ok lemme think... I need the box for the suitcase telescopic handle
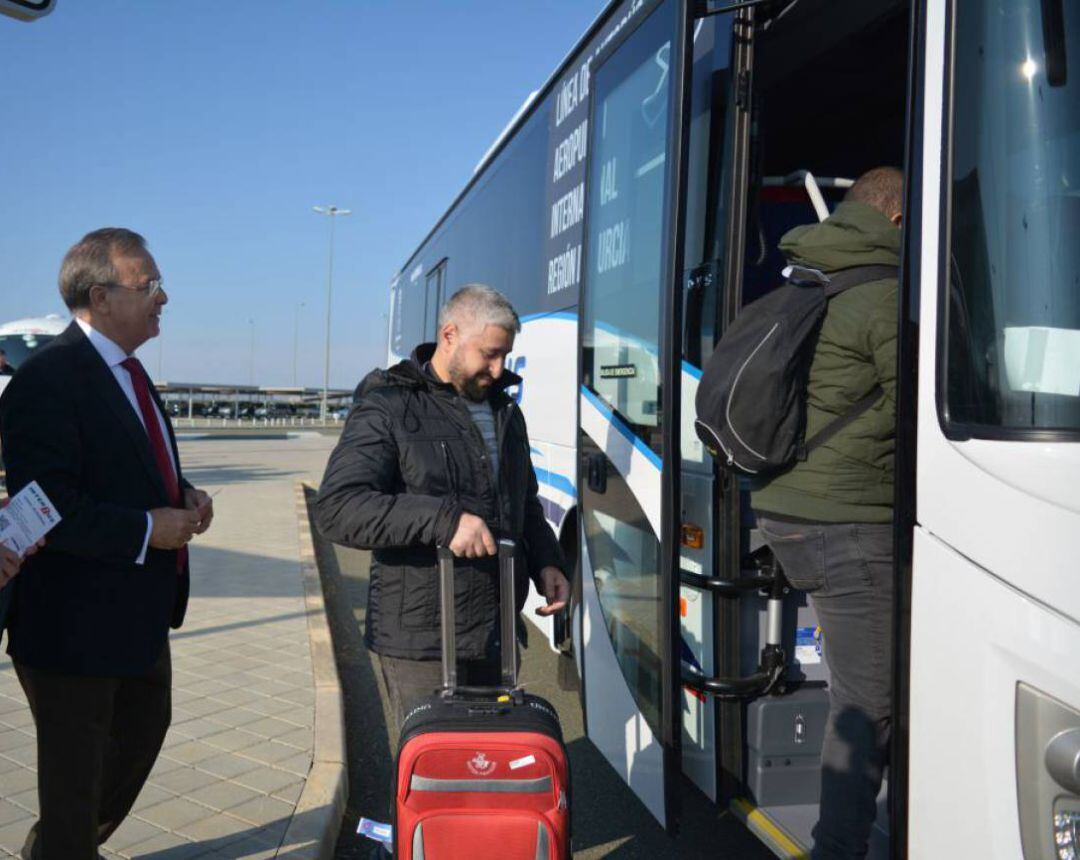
[435,540,519,697]
[497,538,518,689]
[436,546,458,693]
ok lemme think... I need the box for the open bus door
[575,0,763,835]
[575,0,695,832]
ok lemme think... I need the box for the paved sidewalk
[0,431,341,859]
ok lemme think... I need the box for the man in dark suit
[0,228,214,860]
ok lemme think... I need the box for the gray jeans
[757,517,894,860]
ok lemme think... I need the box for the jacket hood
[779,201,901,273]
[353,342,522,401]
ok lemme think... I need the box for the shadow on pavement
[182,463,302,486]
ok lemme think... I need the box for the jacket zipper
[440,441,460,497]
[494,400,514,535]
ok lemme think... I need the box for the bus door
[576,0,694,831]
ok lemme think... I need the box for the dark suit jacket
[0,322,189,676]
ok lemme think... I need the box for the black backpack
[693,264,897,476]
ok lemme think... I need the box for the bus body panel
[907,527,1080,858]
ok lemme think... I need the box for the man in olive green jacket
[752,167,902,860]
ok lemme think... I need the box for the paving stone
[0,731,34,754]
[0,711,34,731]
[214,707,271,729]
[102,815,165,852]
[274,753,312,779]
[174,811,254,844]
[148,755,186,777]
[172,717,234,740]
[269,780,304,806]
[0,755,24,775]
[274,727,311,749]
[0,818,33,857]
[234,766,304,796]
[201,728,264,753]
[178,697,234,720]
[204,688,264,708]
[195,754,262,781]
[225,794,294,828]
[0,801,29,828]
[198,839,279,859]
[123,830,203,858]
[136,796,214,831]
[0,746,36,768]
[184,781,261,813]
[240,717,298,741]
[235,741,302,767]
[149,765,220,795]
[0,766,36,796]
[162,741,221,766]
[7,789,37,815]
[0,696,26,716]
[130,784,174,811]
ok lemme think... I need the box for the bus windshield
[946,0,1080,437]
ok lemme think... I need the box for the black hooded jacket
[315,344,565,660]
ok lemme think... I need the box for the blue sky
[0,1,604,387]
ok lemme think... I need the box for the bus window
[946,0,1080,436]
[424,260,447,341]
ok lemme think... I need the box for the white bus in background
[386,0,1080,855]
[0,315,67,397]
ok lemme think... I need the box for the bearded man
[316,284,569,724]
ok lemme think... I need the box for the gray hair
[58,227,148,310]
[438,284,521,335]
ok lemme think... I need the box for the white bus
[385,1,1080,856]
[0,315,67,398]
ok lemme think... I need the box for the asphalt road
[307,492,773,860]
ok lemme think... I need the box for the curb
[278,482,348,858]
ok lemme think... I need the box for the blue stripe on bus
[520,310,576,324]
[682,360,702,380]
[534,466,577,498]
[580,386,663,470]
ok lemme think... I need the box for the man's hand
[449,513,497,558]
[149,508,200,550]
[1,545,21,587]
[184,487,214,535]
[535,566,570,617]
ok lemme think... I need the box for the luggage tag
[357,817,393,846]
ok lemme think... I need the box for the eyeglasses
[99,278,164,300]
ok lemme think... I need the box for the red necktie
[121,357,186,574]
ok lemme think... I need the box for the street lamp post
[313,204,352,422]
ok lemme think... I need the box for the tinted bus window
[947,0,1080,436]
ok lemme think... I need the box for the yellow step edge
[730,797,811,860]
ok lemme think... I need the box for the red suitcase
[393,540,571,859]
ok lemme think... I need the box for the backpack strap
[803,385,884,456]
[822,265,899,298]
[800,264,897,454]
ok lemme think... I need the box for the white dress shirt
[76,318,176,564]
